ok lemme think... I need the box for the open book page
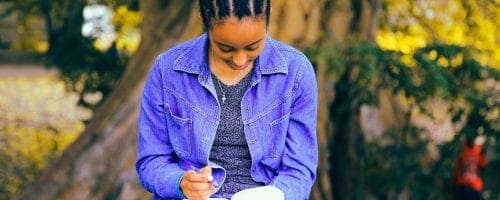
[185,186,284,200]
[231,186,284,200]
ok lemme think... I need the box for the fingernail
[207,175,214,182]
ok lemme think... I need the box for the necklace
[216,79,228,103]
[211,50,245,104]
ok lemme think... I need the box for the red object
[453,144,489,191]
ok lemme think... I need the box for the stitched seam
[164,87,209,117]
[278,47,302,54]
[270,111,291,126]
[268,111,291,158]
[244,71,301,125]
[291,60,306,101]
[243,89,292,125]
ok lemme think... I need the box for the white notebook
[187,186,284,200]
[230,186,284,200]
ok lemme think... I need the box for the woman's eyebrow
[215,37,265,48]
[245,38,264,47]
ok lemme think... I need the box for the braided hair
[199,0,271,30]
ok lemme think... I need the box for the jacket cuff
[271,177,306,200]
[152,170,185,199]
[177,174,187,199]
[207,161,226,194]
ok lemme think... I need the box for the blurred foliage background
[0,75,90,197]
[0,0,498,199]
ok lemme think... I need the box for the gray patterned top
[209,70,264,198]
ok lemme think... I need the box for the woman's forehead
[209,17,267,47]
[210,15,266,26]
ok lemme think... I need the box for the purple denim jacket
[136,33,318,200]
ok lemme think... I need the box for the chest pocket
[268,112,290,158]
[165,105,192,158]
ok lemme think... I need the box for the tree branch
[0,5,16,19]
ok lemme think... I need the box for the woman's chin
[231,64,250,71]
[230,62,252,71]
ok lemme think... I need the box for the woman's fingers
[199,166,212,174]
[185,189,214,200]
[184,170,213,182]
[180,166,215,199]
[185,181,214,191]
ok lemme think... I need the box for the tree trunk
[319,0,382,199]
[19,1,196,199]
[19,0,383,199]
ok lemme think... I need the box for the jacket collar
[173,33,288,76]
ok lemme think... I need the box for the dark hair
[465,133,478,147]
[199,0,271,30]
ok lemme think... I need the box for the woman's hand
[180,166,214,200]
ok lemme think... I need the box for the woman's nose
[232,52,248,67]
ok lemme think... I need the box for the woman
[136,0,318,199]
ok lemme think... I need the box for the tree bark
[318,0,382,199]
[19,1,195,199]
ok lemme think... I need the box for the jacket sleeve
[136,58,185,199]
[271,58,318,200]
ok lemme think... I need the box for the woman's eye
[219,46,233,52]
[246,44,260,51]
[246,47,258,51]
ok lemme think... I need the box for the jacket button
[245,107,250,111]
[251,140,256,144]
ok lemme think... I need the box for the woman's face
[208,16,267,71]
